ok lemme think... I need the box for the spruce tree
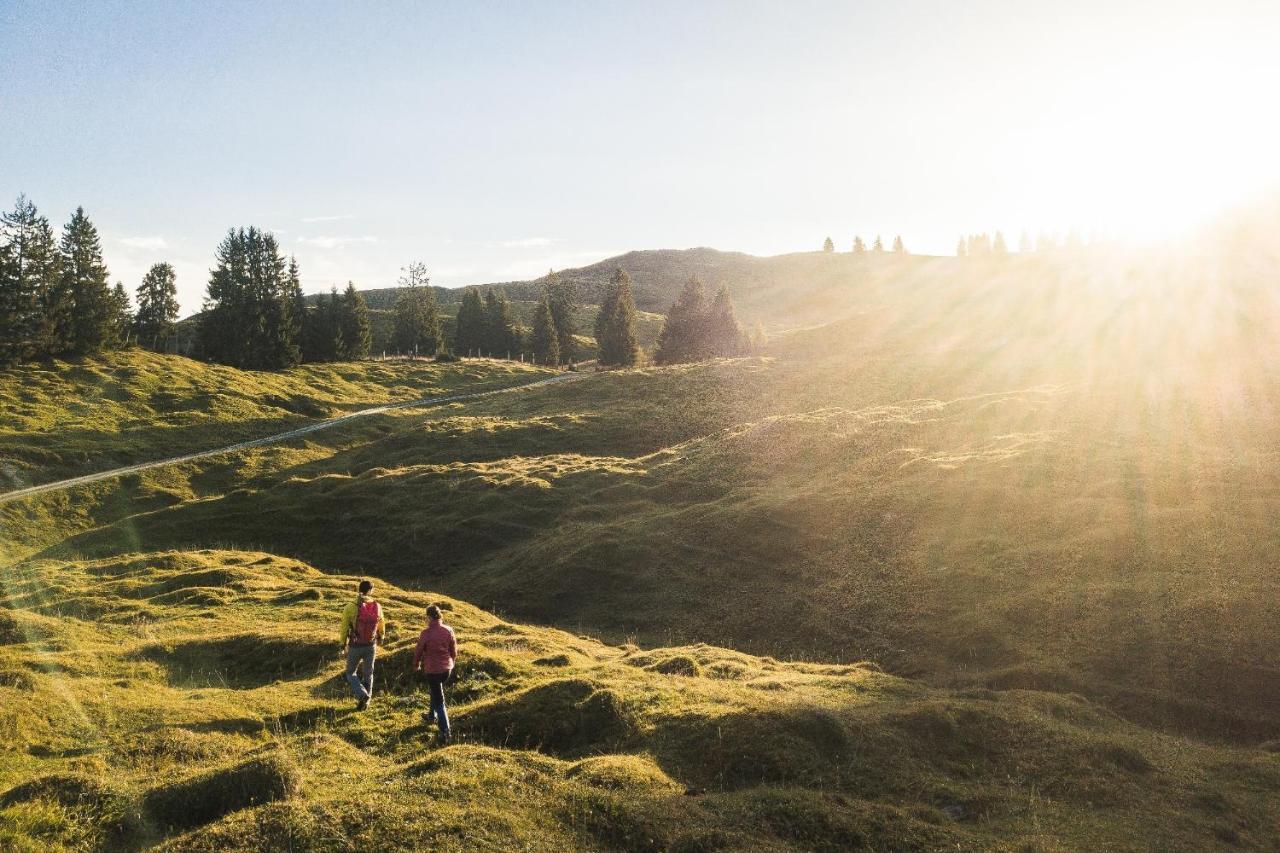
[60,207,114,354]
[392,261,440,356]
[822,236,835,253]
[892,235,906,254]
[546,272,578,364]
[595,267,640,367]
[654,276,710,365]
[340,282,371,358]
[993,231,1008,255]
[483,288,517,357]
[530,288,560,366]
[956,237,967,257]
[285,257,305,360]
[135,262,180,351]
[454,287,487,356]
[873,235,884,253]
[199,227,299,369]
[109,283,132,347]
[706,285,744,357]
[852,236,866,254]
[0,195,61,363]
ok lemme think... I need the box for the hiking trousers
[345,643,376,700]
[424,671,450,734]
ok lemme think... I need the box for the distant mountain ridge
[322,246,942,328]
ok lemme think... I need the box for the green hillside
[1,549,1275,851]
[4,234,1280,848]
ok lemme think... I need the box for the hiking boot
[356,697,369,711]
[434,732,451,747]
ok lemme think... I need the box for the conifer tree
[0,195,61,363]
[61,207,114,354]
[892,235,906,254]
[873,235,884,252]
[530,287,560,366]
[321,287,346,360]
[822,236,834,253]
[852,236,866,254]
[654,276,710,365]
[1018,231,1033,253]
[392,261,440,356]
[340,281,371,358]
[956,237,967,257]
[109,283,132,347]
[706,285,745,356]
[454,287,487,355]
[594,267,640,366]
[483,288,517,356]
[285,257,305,359]
[135,262,180,351]
[199,227,299,369]
[993,231,1008,255]
[546,271,578,364]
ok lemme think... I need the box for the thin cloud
[297,235,379,249]
[499,237,555,249]
[301,214,355,223]
[119,236,168,251]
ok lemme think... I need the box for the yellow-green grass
[0,350,555,490]
[26,350,1280,744]
[2,550,1276,851]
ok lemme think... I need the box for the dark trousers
[424,672,450,734]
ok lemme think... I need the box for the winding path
[0,371,587,506]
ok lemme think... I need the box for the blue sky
[4,0,1279,312]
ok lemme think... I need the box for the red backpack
[350,600,381,645]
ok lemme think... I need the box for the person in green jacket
[340,580,385,711]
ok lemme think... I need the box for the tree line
[0,195,133,364]
[3,196,757,372]
[823,234,907,255]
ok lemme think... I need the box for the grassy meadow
[3,243,1280,849]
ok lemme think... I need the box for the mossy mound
[565,754,682,793]
[461,678,640,756]
[143,751,301,832]
[131,632,335,688]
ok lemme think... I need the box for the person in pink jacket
[412,604,457,744]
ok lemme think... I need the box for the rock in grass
[144,752,300,831]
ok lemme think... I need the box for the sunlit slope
[2,550,1276,851]
[0,350,555,490]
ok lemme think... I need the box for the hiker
[339,579,385,711]
[412,604,457,744]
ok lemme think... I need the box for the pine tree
[530,287,560,366]
[340,281,371,358]
[109,283,132,347]
[286,258,307,360]
[135,262,180,351]
[0,195,61,363]
[60,207,114,354]
[483,288,517,357]
[546,272,578,364]
[852,236,866,254]
[892,235,906,254]
[956,237,967,257]
[993,231,1008,255]
[454,287,487,356]
[747,321,767,354]
[706,285,744,357]
[654,276,710,365]
[594,267,640,367]
[822,236,834,253]
[392,262,440,356]
[199,227,299,369]
[872,235,884,253]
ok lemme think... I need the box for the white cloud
[301,214,355,223]
[119,235,168,251]
[499,237,555,249]
[297,235,379,249]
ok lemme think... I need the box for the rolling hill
[4,226,1280,849]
